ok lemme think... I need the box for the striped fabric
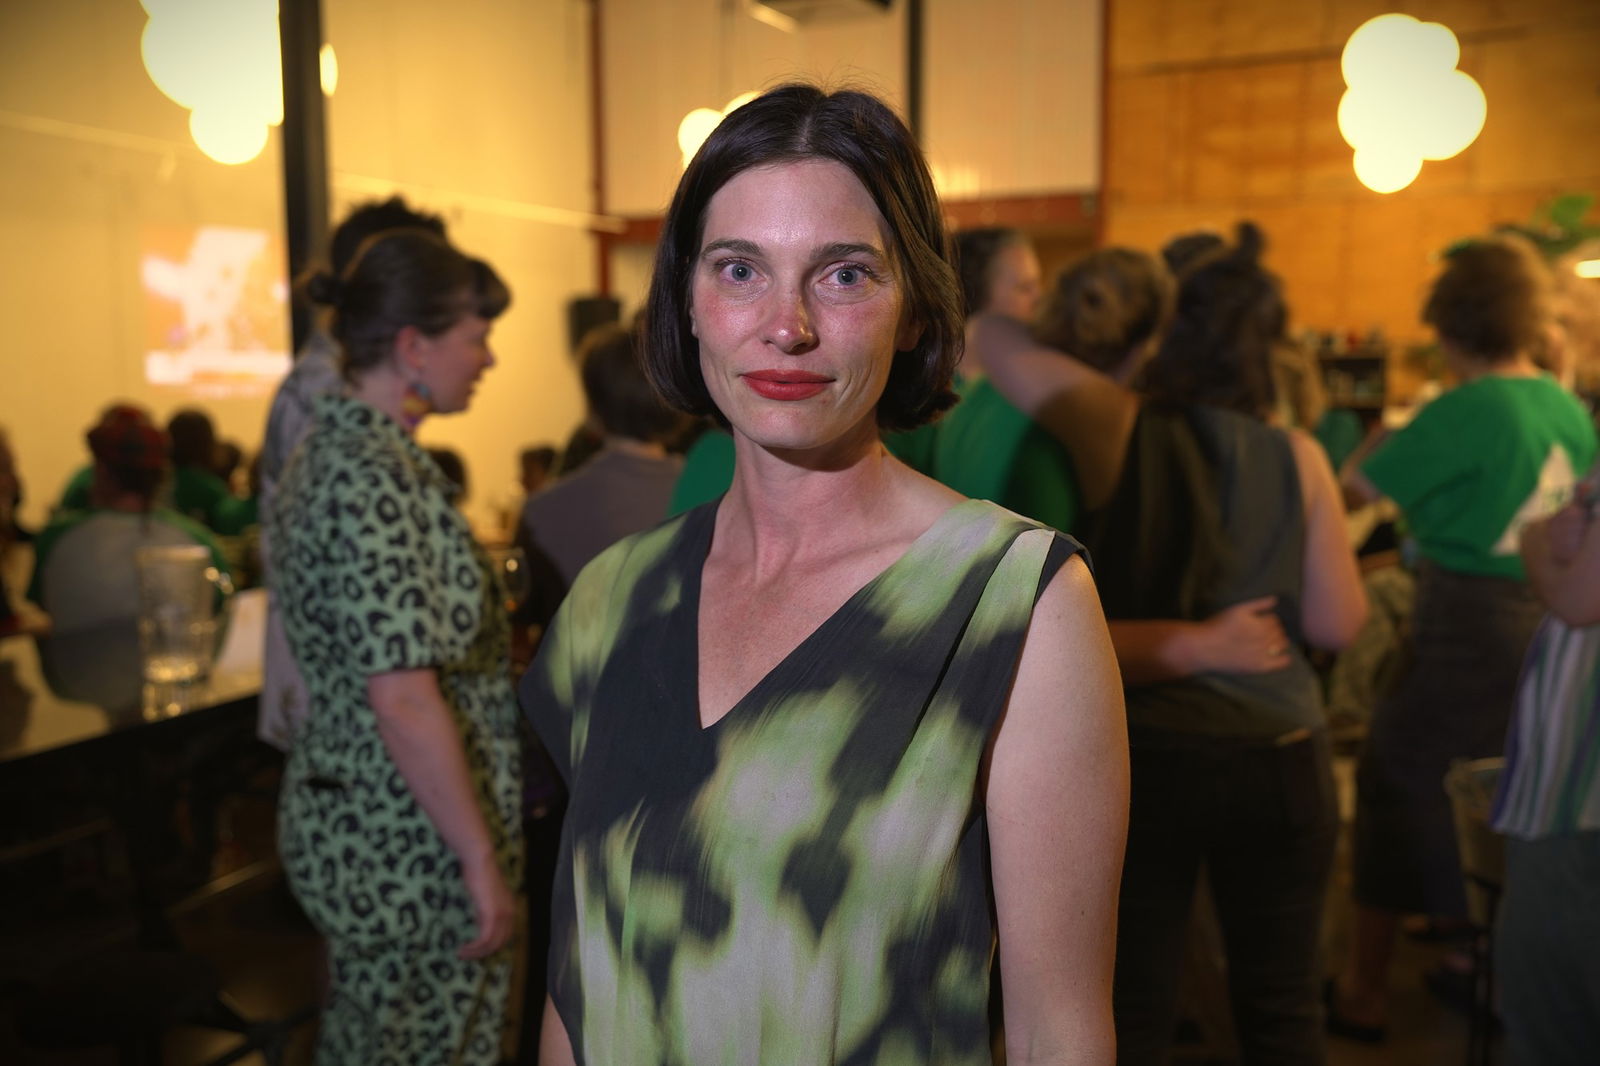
[1492,616,1600,838]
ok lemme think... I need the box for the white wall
[0,0,285,529]
[602,0,908,218]
[923,0,1101,198]
[0,0,597,538]
[600,0,1101,219]
[325,0,597,534]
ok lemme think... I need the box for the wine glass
[487,546,530,613]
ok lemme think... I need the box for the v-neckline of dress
[685,497,984,734]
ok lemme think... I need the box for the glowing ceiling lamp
[1338,13,1486,194]
[140,0,283,165]
[320,43,339,96]
[676,92,762,169]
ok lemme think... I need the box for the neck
[351,364,424,433]
[1453,351,1540,383]
[602,435,669,460]
[715,421,907,573]
[95,490,154,513]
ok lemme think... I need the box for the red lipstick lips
[741,369,831,401]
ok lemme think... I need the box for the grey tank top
[1084,404,1323,740]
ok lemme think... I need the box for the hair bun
[304,271,344,308]
[1233,221,1266,264]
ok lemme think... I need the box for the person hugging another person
[971,223,1368,1063]
[28,405,228,632]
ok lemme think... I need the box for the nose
[762,284,818,354]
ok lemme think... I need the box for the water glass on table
[135,545,232,684]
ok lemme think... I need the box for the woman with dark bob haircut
[522,83,1128,1064]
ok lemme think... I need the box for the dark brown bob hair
[303,230,510,383]
[642,83,963,433]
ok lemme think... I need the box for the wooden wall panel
[1105,0,1600,354]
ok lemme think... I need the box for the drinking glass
[135,545,231,684]
[487,546,530,613]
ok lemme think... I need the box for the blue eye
[836,267,860,285]
[726,262,753,282]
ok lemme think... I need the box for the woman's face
[689,159,919,455]
[415,312,496,415]
[985,241,1042,321]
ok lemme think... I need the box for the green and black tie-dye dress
[521,498,1081,1065]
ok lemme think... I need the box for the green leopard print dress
[521,498,1079,1064]
[272,395,523,1066]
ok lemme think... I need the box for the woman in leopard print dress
[270,230,522,1065]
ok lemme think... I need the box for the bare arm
[539,995,577,1066]
[987,552,1128,1065]
[967,313,1140,511]
[1522,503,1600,626]
[1107,596,1291,685]
[368,669,516,959]
[1288,429,1368,649]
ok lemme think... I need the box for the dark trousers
[1114,730,1338,1066]
[1497,831,1600,1066]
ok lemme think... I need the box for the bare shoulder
[1027,548,1102,639]
[1283,425,1331,472]
[1000,549,1120,735]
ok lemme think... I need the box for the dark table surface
[0,614,262,768]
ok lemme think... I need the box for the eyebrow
[698,238,889,263]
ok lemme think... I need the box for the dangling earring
[401,378,433,429]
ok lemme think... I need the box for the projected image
[142,226,291,397]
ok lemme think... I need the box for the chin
[733,411,876,459]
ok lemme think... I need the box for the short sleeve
[331,460,481,677]
[1360,397,1468,511]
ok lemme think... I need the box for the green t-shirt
[56,465,93,512]
[930,379,1080,534]
[1362,375,1597,578]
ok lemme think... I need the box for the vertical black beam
[906,0,923,141]
[280,0,330,354]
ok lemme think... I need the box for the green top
[57,463,256,535]
[1362,375,1597,579]
[931,378,1080,534]
[522,499,1079,1065]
